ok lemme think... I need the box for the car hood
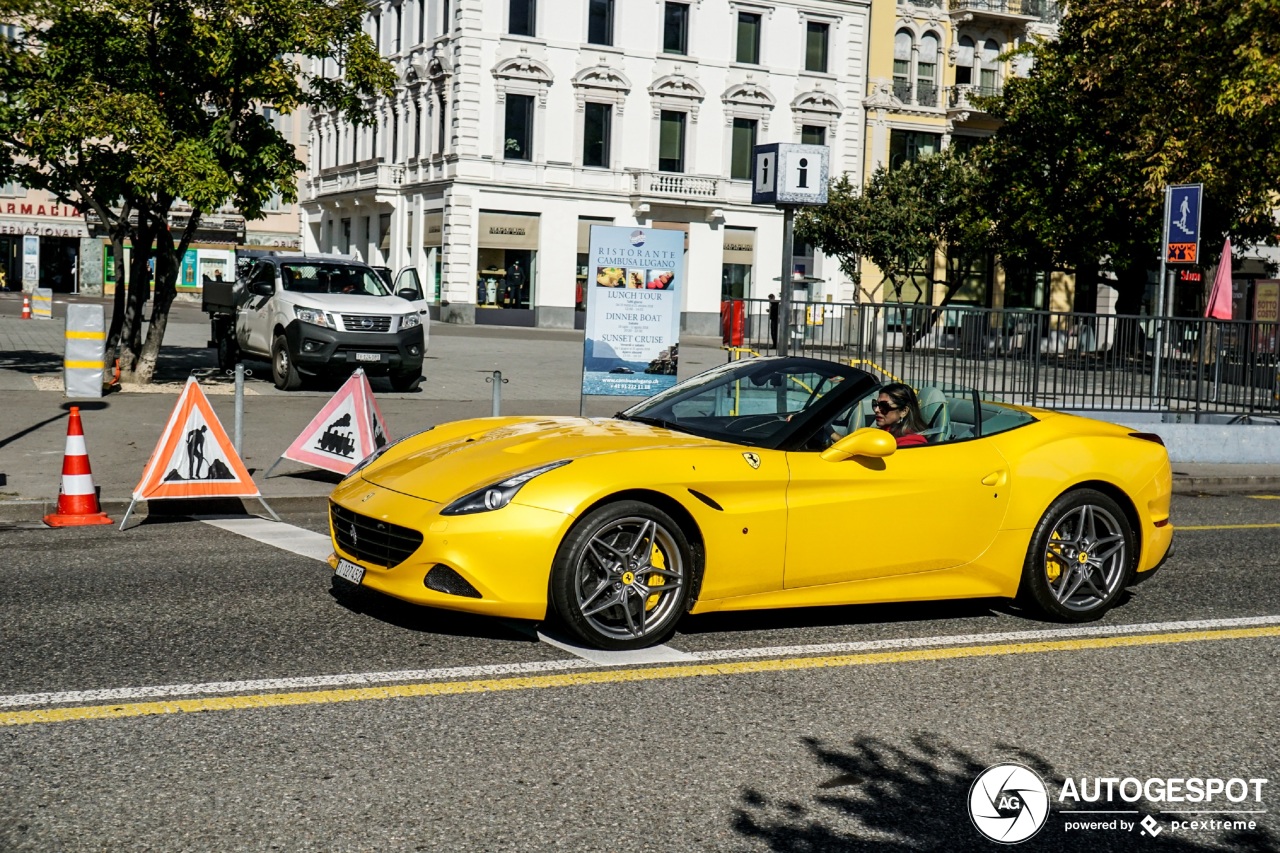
[361,416,721,502]
[287,293,414,313]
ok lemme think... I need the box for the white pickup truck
[203,253,429,391]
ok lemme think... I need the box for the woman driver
[873,383,928,447]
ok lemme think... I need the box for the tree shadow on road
[732,733,1278,852]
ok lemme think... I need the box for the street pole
[1152,187,1171,400]
[778,205,795,357]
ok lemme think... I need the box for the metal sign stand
[778,206,795,357]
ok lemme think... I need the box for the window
[442,0,451,31]
[263,191,284,212]
[658,110,686,173]
[393,4,402,52]
[372,13,381,52]
[413,101,422,157]
[800,125,825,145]
[583,102,612,168]
[663,2,689,55]
[504,94,534,160]
[892,30,911,101]
[804,21,829,73]
[918,33,939,106]
[391,106,400,162]
[587,0,613,46]
[0,179,23,196]
[418,0,425,43]
[955,36,975,86]
[509,0,535,36]
[980,39,1001,95]
[736,12,761,64]
[888,130,940,169]
[437,92,448,154]
[730,117,756,180]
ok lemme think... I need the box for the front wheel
[271,334,302,391]
[550,501,692,650]
[216,334,239,371]
[1018,489,1135,622]
[389,368,422,392]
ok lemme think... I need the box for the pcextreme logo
[969,764,1051,844]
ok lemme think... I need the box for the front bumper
[286,320,425,374]
[326,476,572,620]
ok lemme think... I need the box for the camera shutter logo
[968,763,1050,844]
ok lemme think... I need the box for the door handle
[981,470,1008,487]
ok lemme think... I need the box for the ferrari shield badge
[742,452,761,469]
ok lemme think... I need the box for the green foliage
[983,0,1280,292]
[797,147,995,305]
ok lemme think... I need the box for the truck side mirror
[397,288,421,301]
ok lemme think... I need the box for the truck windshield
[280,263,391,297]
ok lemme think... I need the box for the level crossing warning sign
[266,369,391,477]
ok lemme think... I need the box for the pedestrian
[767,293,779,349]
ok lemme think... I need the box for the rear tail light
[1129,432,1165,446]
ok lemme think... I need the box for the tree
[797,148,996,343]
[983,0,1280,313]
[0,0,395,382]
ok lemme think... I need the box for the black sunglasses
[871,400,900,414]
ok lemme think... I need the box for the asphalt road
[2,492,1278,853]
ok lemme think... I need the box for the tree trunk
[131,218,177,385]
[105,233,127,354]
[118,216,157,380]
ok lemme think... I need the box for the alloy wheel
[572,515,685,642]
[1042,504,1128,613]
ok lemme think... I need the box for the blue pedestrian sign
[1164,183,1202,264]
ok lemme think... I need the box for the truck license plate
[355,353,381,363]
[336,559,365,585]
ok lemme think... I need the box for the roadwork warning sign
[132,377,259,501]
[274,369,390,476]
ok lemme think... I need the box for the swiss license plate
[335,558,365,585]
[355,352,382,363]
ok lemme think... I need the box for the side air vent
[424,564,482,598]
[688,489,724,511]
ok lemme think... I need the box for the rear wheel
[216,334,239,371]
[271,334,302,391]
[1018,489,1135,622]
[550,501,691,650]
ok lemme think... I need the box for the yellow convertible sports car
[328,357,1174,649]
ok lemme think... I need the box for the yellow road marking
[1247,496,1280,500]
[1179,523,1280,531]
[3,626,1276,728]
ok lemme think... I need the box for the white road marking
[199,516,334,562]
[5,614,1278,710]
[535,630,696,665]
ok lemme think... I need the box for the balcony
[949,0,1060,24]
[890,79,941,110]
[629,170,723,204]
[307,162,406,199]
[946,84,1002,117]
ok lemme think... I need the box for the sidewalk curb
[4,476,1277,524]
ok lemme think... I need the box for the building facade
[302,0,873,333]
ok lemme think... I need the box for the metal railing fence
[725,297,1280,416]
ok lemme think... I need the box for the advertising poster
[581,226,683,397]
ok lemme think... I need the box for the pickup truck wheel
[216,335,239,371]
[271,335,302,391]
[389,369,422,392]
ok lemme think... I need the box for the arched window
[918,32,939,107]
[893,31,913,102]
[955,35,976,86]
[981,38,1002,94]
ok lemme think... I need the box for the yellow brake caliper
[645,544,666,611]
[1045,530,1064,582]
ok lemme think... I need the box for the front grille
[330,502,424,569]
[341,314,392,333]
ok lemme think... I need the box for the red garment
[893,431,928,447]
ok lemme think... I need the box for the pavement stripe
[535,630,696,665]
[198,516,334,562]
[2,626,1276,728]
[1179,523,1280,531]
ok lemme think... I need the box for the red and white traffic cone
[44,406,113,527]
[20,295,31,319]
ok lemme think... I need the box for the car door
[393,268,428,314]
[237,261,276,355]
[783,437,1011,589]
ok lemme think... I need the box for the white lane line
[5,614,1278,710]
[682,614,1280,661]
[198,515,694,665]
[199,516,334,562]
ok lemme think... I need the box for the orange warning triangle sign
[278,369,391,475]
[132,377,260,500]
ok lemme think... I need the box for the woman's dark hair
[878,383,928,436]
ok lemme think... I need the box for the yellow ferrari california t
[328,356,1174,649]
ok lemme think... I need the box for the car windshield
[618,357,876,448]
[280,263,391,296]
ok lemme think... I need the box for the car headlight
[441,460,572,516]
[346,428,434,480]
[294,306,335,328]
[400,313,421,330]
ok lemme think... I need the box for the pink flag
[1205,237,1233,320]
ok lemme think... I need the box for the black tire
[550,500,692,650]
[271,334,302,391]
[1018,488,1135,622]
[389,369,422,392]
[216,334,239,371]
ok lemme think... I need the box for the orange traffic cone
[21,295,32,319]
[44,406,113,527]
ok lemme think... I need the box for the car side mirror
[820,427,897,462]
[397,288,421,301]
[250,279,274,297]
